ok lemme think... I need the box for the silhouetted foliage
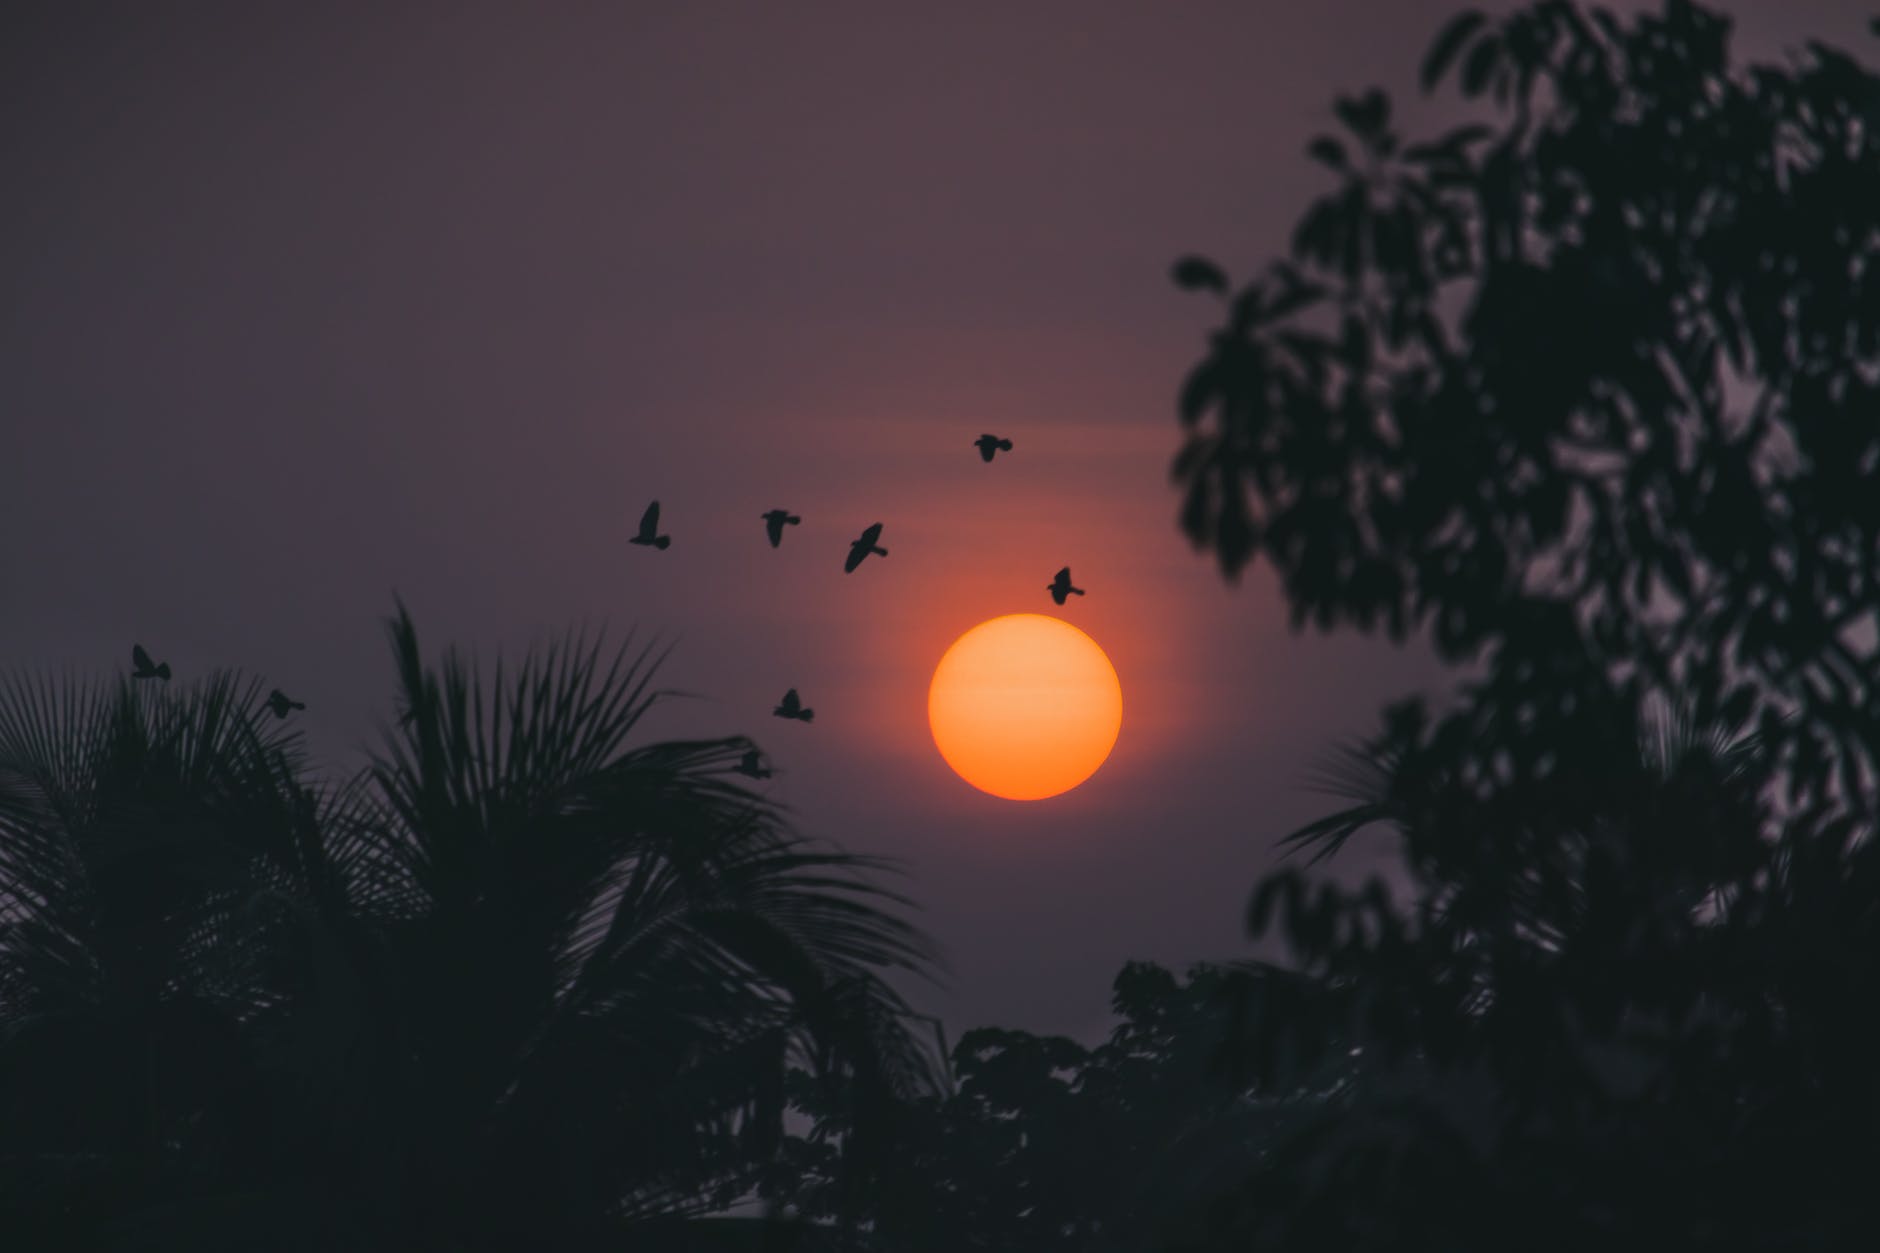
[1163,2,1880,1248]
[13,3,1880,1249]
[1173,702,1877,1251]
[0,608,942,1251]
[1173,0,1880,816]
[761,961,1330,1252]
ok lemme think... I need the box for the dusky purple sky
[4,0,1871,1043]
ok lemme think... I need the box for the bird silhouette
[130,645,171,681]
[974,434,1014,462]
[773,689,814,722]
[629,501,671,549]
[844,523,888,573]
[762,509,802,548]
[1171,256,1230,295]
[266,689,306,719]
[1048,567,1085,606]
[734,748,773,779]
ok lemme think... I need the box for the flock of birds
[636,433,1089,778]
[126,434,1083,781]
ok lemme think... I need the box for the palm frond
[0,667,310,1026]
[300,605,950,1225]
[369,603,692,914]
[1281,735,1409,864]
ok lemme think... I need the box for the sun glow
[927,614,1123,801]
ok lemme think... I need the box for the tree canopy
[1172,0,1880,816]
[766,960,1308,1253]
[1161,2,1880,1247]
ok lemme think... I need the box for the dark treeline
[6,2,1880,1248]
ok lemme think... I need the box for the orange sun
[927,614,1123,801]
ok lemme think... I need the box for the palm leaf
[1279,736,1409,864]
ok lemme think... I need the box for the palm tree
[0,606,945,1251]
[0,668,313,1246]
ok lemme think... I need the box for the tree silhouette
[0,671,313,1248]
[0,606,943,1251]
[1163,2,1880,1248]
[1172,0,1880,817]
[1177,702,1834,1250]
[758,959,1359,1252]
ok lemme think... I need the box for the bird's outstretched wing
[765,514,784,546]
[859,523,882,545]
[132,645,153,670]
[781,688,800,711]
[640,501,660,534]
[1055,567,1072,582]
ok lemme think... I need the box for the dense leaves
[1171,0,1880,817]
[762,961,1342,1253]
[0,608,942,1251]
[1175,699,1880,1250]
[1162,2,1880,1248]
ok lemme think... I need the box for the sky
[3,0,1873,1045]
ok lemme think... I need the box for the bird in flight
[734,748,772,779]
[974,434,1013,463]
[761,509,801,548]
[844,523,887,573]
[773,688,814,722]
[1048,567,1085,606]
[266,689,306,720]
[630,501,671,550]
[130,645,171,681]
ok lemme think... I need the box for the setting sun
[927,614,1123,801]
